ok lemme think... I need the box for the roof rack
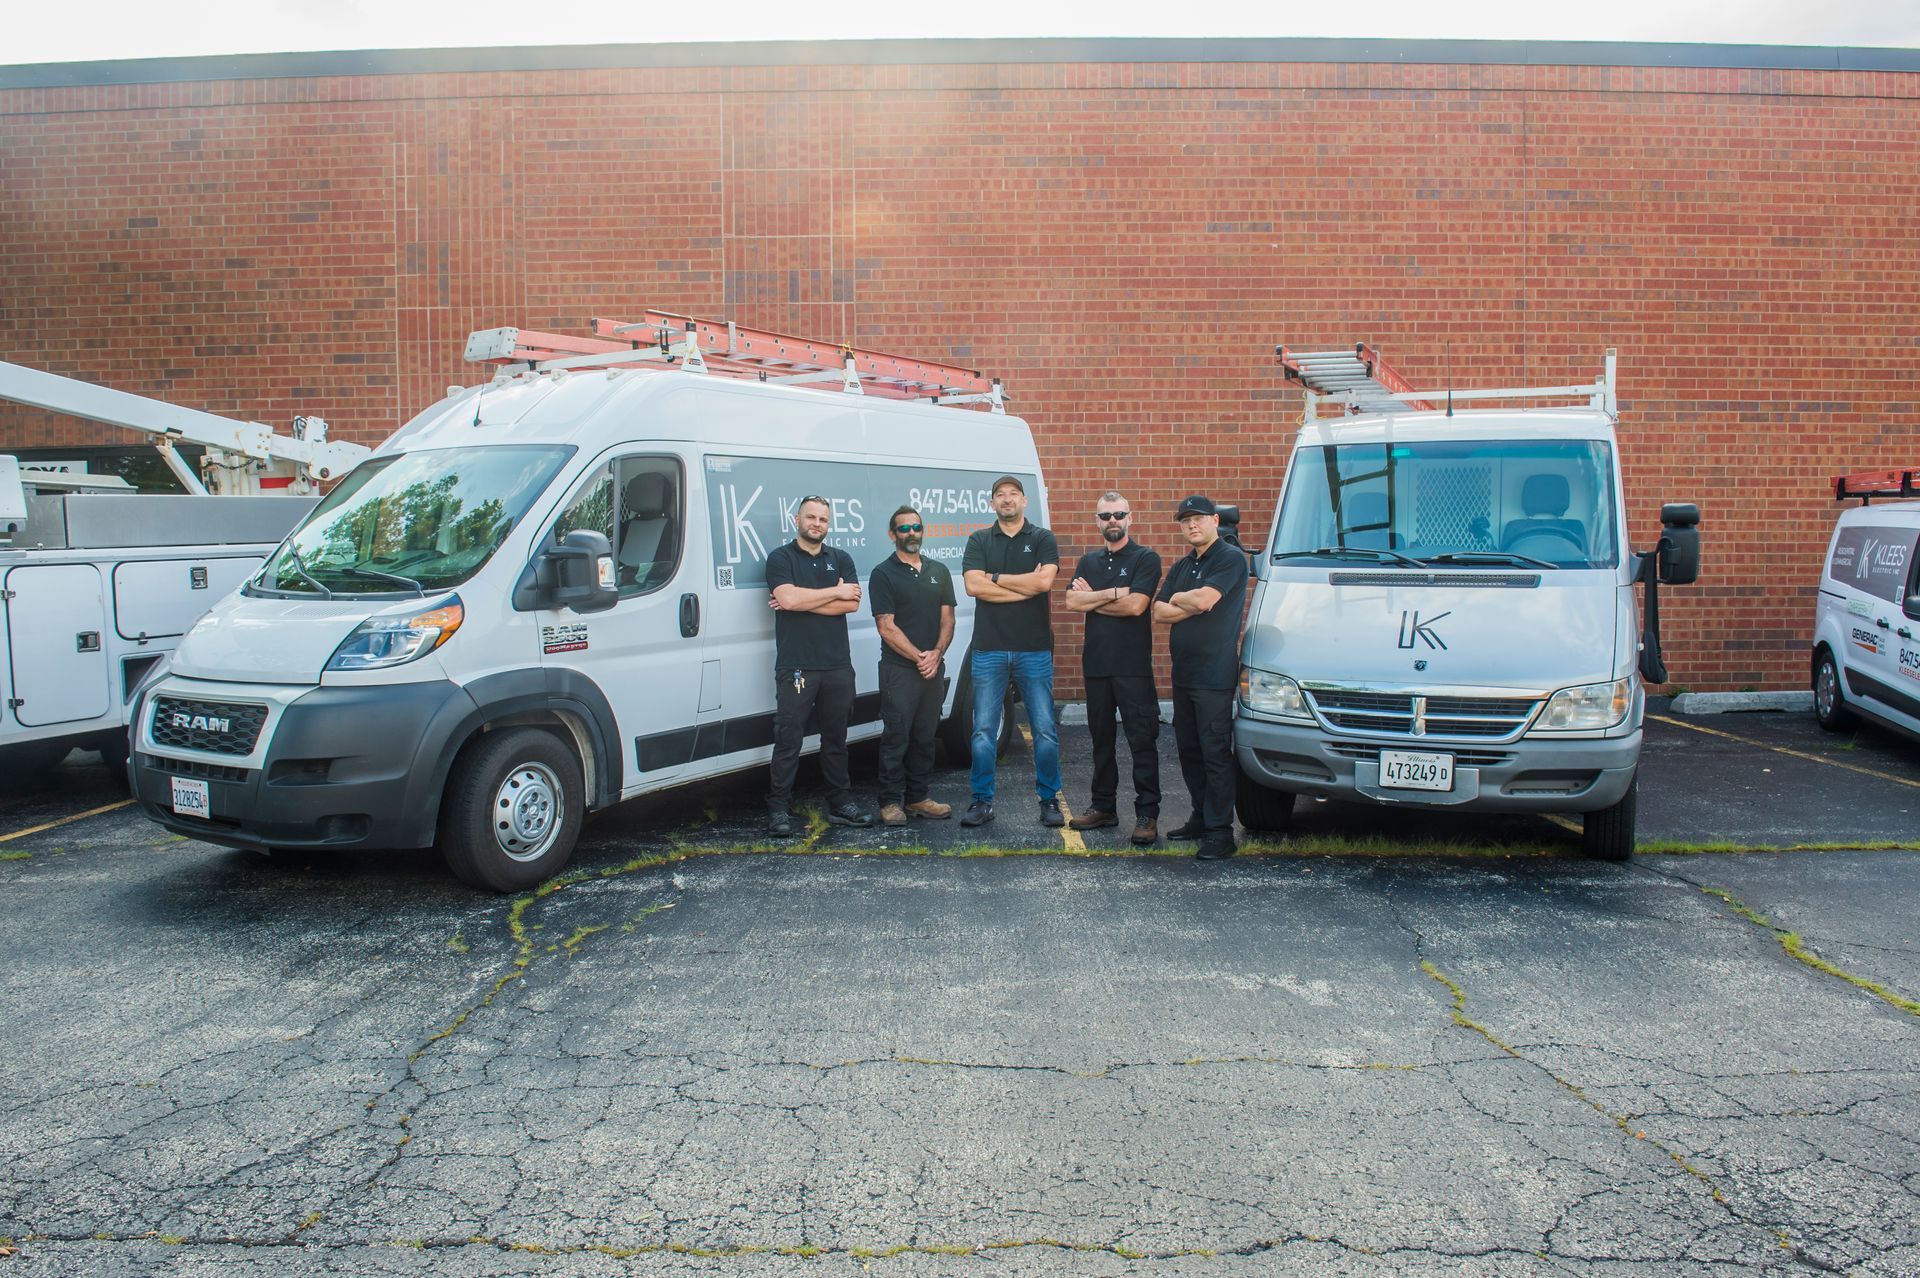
[464,310,1004,412]
[1277,343,1617,424]
[1834,468,1920,504]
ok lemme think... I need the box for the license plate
[171,777,210,819]
[1379,750,1454,792]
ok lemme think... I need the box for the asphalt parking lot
[1,706,1917,1276]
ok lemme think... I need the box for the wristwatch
[991,572,1001,584]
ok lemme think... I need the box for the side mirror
[1215,505,1257,575]
[513,529,618,613]
[1655,502,1700,585]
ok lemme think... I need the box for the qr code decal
[716,565,735,590]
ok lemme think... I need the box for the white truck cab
[127,313,1038,890]
[1234,345,1701,860]
[1813,468,1920,743]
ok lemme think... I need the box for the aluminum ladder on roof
[1275,342,1617,424]
[464,310,1005,412]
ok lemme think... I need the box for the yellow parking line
[1544,814,1582,834]
[1648,713,1920,792]
[0,798,134,844]
[1018,724,1085,850]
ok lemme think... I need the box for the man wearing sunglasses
[869,506,957,827]
[1064,492,1163,844]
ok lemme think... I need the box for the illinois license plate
[171,776,210,819]
[1379,750,1454,792]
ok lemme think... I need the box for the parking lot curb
[1670,691,1813,715]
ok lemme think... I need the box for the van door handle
[1900,627,1915,640]
[1876,617,1892,629]
[679,593,700,638]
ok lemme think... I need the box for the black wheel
[1581,775,1636,862]
[96,731,131,783]
[935,662,1017,766]
[1235,768,1296,834]
[439,728,584,893]
[1812,647,1854,732]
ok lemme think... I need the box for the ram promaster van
[128,312,1039,890]
[1233,345,1700,860]
[1814,468,1920,743]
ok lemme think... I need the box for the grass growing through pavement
[1700,886,1920,1018]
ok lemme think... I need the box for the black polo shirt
[1073,542,1162,678]
[961,519,1059,652]
[765,540,857,670]
[1156,537,1249,690]
[869,554,956,669]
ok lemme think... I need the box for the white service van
[1233,345,1700,860]
[127,314,1041,889]
[0,458,312,775]
[1813,469,1920,742]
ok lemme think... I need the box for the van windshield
[251,446,572,596]
[1272,439,1620,570]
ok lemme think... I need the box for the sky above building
[7,0,1919,64]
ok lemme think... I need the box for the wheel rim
[493,761,564,862]
[1815,660,1837,719]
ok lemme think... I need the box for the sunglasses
[893,523,924,534]
[1096,511,1131,521]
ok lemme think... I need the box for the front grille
[1307,688,1539,740]
[1326,572,1540,588]
[142,753,251,783]
[150,697,267,756]
[1326,744,1514,767]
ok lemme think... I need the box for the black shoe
[1040,798,1065,828]
[768,810,796,838]
[1195,837,1238,861]
[1166,817,1205,840]
[960,800,994,827]
[826,801,874,828]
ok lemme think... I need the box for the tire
[97,731,131,783]
[1235,768,1297,834]
[1581,775,1637,862]
[439,727,584,893]
[935,663,1017,766]
[1812,647,1855,732]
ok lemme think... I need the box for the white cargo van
[127,313,1040,890]
[1234,345,1700,860]
[1813,468,1920,742]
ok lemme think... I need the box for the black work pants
[1172,685,1236,838]
[1085,673,1160,818]
[769,665,856,812]
[878,661,945,806]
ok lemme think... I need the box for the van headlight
[1240,668,1312,721]
[1530,676,1634,732]
[326,596,464,671]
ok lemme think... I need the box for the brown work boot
[879,803,908,827]
[905,798,952,820]
[1130,818,1159,846]
[1069,808,1119,831]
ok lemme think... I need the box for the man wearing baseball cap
[1153,494,1249,860]
[959,474,1062,829]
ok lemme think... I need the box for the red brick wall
[4,57,1918,694]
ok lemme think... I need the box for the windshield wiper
[1274,546,1426,569]
[340,566,426,596]
[1425,551,1558,570]
[284,546,333,599]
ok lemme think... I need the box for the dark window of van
[1827,525,1916,606]
[614,458,683,597]
[1905,533,1920,621]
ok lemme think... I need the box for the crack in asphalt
[1643,862,1920,1019]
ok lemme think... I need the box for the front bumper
[131,678,477,852]
[1235,714,1639,813]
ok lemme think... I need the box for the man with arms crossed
[870,505,957,827]
[1153,494,1248,861]
[960,475,1062,829]
[1064,492,1162,845]
[765,495,874,838]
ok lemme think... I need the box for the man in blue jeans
[959,475,1062,828]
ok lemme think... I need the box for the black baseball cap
[1175,494,1217,520]
[991,475,1025,496]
